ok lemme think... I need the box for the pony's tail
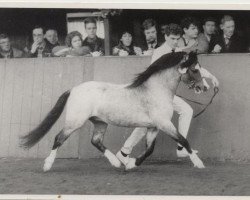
[20,90,71,149]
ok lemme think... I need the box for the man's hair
[181,17,199,29]
[164,23,183,36]
[220,15,234,25]
[32,25,44,33]
[84,17,97,27]
[0,33,9,40]
[120,30,132,37]
[142,18,157,31]
[65,31,83,47]
[202,17,217,25]
[45,28,58,34]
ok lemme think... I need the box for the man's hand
[143,49,154,56]
[30,41,40,54]
[133,47,143,55]
[212,44,222,53]
[91,51,103,57]
[211,75,219,87]
[118,50,129,57]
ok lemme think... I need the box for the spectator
[139,18,162,56]
[160,24,168,36]
[158,23,168,45]
[24,25,53,57]
[0,33,24,58]
[45,29,60,50]
[209,15,246,53]
[112,31,142,56]
[178,17,209,53]
[198,17,217,45]
[52,31,91,57]
[82,18,104,57]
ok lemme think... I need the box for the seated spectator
[198,17,217,45]
[209,15,246,53]
[24,25,54,57]
[45,29,60,50]
[52,31,91,57]
[0,33,24,58]
[178,17,209,53]
[138,18,162,56]
[112,31,142,56]
[82,18,104,57]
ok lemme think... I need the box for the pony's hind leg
[43,117,88,172]
[43,129,68,172]
[157,120,205,168]
[125,127,159,170]
[91,120,121,168]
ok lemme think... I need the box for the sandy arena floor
[0,157,250,195]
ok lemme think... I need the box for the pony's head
[178,51,209,93]
[127,51,208,92]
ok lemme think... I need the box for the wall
[0,54,250,162]
[0,57,84,158]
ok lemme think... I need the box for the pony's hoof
[125,158,136,170]
[43,161,53,172]
[116,151,129,166]
[111,158,122,168]
[189,153,205,169]
[43,157,55,172]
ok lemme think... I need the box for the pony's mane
[127,51,187,88]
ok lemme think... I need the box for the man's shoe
[116,151,130,165]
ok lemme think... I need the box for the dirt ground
[0,157,250,195]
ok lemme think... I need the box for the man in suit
[139,18,163,56]
[24,25,54,58]
[209,15,246,53]
[198,17,217,46]
[82,17,104,57]
[0,33,24,58]
[45,29,60,50]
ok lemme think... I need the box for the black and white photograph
[0,1,250,199]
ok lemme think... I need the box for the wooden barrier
[0,57,84,158]
[0,54,250,162]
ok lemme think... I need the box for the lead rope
[176,87,219,118]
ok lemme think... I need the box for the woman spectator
[112,31,142,56]
[53,31,91,57]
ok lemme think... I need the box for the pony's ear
[178,67,188,74]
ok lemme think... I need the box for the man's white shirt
[151,42,181,64]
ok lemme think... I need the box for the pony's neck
[145,66,181,96]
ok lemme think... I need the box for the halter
[177,86,219,118]
[179,60,219,118]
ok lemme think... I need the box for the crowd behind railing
[0,15,248,59]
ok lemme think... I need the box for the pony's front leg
[157,120,205,169]
[125,127,159,170]
[91,121,121,168]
